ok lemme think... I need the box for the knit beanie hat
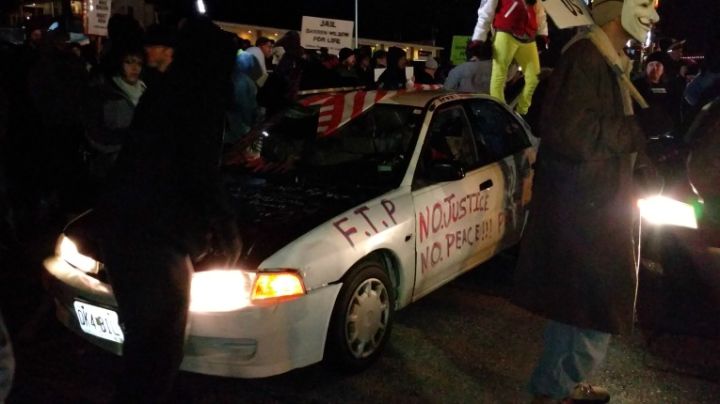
[591,0,624,27]
[338,47,354,63]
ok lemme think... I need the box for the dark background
[196,0,720,53]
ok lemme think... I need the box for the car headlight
[638,195,698,229]
[190,269,306,313]
[57,236,99,273]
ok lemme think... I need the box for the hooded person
[471,0,548,115]
[513,1,658,403]
[377,46,410,90]
[335,47,359,87]
[226,49,263,145]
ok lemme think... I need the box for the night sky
[201,0,718,53]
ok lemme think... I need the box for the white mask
[621,0,660,42]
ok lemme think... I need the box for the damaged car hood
[225,176,389,268]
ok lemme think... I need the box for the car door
[464,99,535,252]
[410,103,504,299]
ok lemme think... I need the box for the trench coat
[513,39,644,335]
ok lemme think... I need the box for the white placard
[405,66,414,82]
[540,0,594,29]
[374,67,386,82]
[88,0,112,36]
[300,16,354,55]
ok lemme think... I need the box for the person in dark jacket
[355,50,375,88]
[95,17,241,403]
[632,55,683,139]
[27,28,92,212]
[377,46,410,90]
[414,57,439,85]
[86,47,146,181]
[335,47,359,87]
[141,23,176,90]
[514,1,658,403]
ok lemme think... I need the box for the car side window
[415,105,478,186]
[465,100,530,162]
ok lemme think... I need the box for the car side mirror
[429,160,465,182]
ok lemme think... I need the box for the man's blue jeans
[528,321,611,399]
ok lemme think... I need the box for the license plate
[73,301,124,343]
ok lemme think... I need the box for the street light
[354,0,359,48]
[196,0,206,14]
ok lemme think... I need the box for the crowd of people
[0,13,504,246]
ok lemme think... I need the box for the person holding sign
[471,0,548,115]
[513,1,658,403]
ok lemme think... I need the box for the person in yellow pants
[471,0,547,115]
[491,31,540,115]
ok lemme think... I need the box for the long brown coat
[513,39,643,335]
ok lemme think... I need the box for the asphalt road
[2,229,719,404]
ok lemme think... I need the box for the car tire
[324,259,395,372]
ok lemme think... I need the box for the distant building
[216,21,443,61]
[9,0,155,33]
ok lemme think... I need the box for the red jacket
[493,0,539,40]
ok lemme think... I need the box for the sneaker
[568,383,610,403]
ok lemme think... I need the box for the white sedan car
[44,90,537,378]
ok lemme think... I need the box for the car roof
[377,90,488,108]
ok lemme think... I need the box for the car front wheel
[325,260,394,372]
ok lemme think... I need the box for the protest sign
[450,35,472,66]
[88,0,112,36]
[541,0,594,29]
[300,16,354,55]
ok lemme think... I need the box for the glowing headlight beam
[190,270,252,312]
[189,269,306,313]
[58,236,99,273]
[638,196,698,229]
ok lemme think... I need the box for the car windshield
[236,103,424,189]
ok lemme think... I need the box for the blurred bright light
[190,270,253,312]
[638,196,698,229]
[58,236,98,273]
[196,0,206,14]
[190,269,306,312]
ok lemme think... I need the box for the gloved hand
[468,40,485,50]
